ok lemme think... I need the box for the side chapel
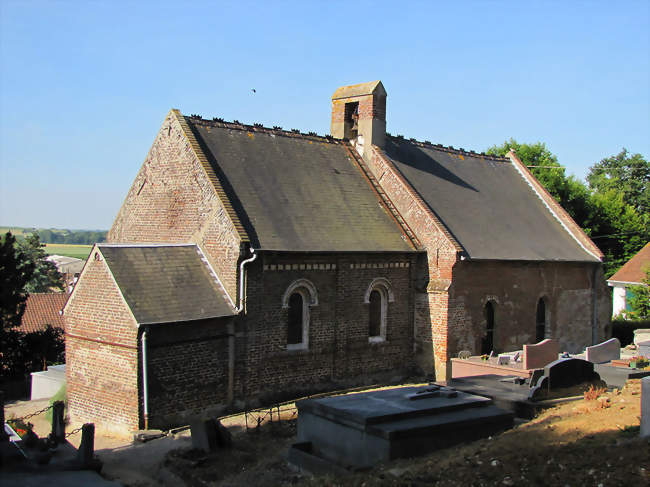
[64,81,611,432]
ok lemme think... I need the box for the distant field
[45,244,93,260]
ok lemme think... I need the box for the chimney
[331,81,386,156]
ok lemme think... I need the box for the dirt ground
[5,380,649,486]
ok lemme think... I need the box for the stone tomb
[289,385,513,471]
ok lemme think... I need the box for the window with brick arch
[364,278,394,343]
[369,290,382,338]
[287,292,304,345]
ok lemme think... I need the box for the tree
[0,232,34,331]
[627,268,650,320]
[17,233,64,293]
[587,149,650,218]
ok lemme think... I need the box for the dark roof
[99,244,235,325]
[608,242,650,284]
[187,118,413,253]
[382,137,598,262]
[20,292,66,333]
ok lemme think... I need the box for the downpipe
[236,248,257,313]
[141,327,149,429]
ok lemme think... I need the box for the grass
[45,243,92,260]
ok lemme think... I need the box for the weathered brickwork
[146,318,232,429]
[65,249,140,432]
[238,253,415,404]
[448,261,611,356]
[107,112,241,299]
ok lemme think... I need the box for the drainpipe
[141,327,149,430]
[236,248,257,313]
[227,321,235,404]
[592,264,599,345]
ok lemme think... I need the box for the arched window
[536,298,548,342]
[481,301,496,354]
[364,278,394,343]
[282,279,318,350]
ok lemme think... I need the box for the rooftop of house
[20,292,67,333]
[98,244,236,325]
[608,242,650,285]
[187,116,415,253]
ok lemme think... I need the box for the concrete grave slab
[585,338,621,364]
[523,339,559,370]
[291,385,513,470]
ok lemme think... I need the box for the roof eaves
[171,109,251,243]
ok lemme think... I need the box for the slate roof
[20,292,66,333]
[186,118,413,253]
[382,137,599,262]
[98,244,235,325]
[608,242,650,284]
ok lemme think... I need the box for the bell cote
[331,81,387,156]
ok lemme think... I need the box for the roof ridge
[386,134,510,162]
[98,243,195,248]
[186,114,338,144]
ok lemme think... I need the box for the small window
[481,301,495,354]
[536,298,548,342]
[282,279,318,350]
[369,290,382,337]
[364,278,394,343]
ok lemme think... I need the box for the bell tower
[331,81,386,156]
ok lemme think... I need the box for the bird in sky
[251,89,256,93]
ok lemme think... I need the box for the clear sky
[1,1,648,230]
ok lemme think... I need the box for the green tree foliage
[0,232,34,330]
[627,268,650,320]
[17,233,64,293]
[486,140,647,276]
[587,149,650,218]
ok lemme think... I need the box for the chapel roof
[382,136,600,262]
[185,116,415,253]
[608,242,650,285]
[98,244,235,325]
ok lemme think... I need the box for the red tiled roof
[19,292,67,333]
[608,242,650,284]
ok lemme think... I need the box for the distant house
[19,292,67,334]
[607,242,650,317]
[46,255,85,292]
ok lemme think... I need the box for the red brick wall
[107,112,241,299]
[65,249,140,433]
[146,318,232,429]
[237,253,415,405]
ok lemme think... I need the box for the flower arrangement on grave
[629,356,649,369]
[480,354,489,361]
[7,418,34,439]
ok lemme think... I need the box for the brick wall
[146,318,232,429]
[65,249,140,433]
[107,111,242,299]
[237,252,415,405]
[447,260,611,357]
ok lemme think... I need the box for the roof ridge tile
[386,134,510,162]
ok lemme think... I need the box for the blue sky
[1,1,648,230]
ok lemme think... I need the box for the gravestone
[585,338,621,364]
[529,358,603,401]
[523,339,559,370]
[190,418,232,452]
[641,376,650,438]
[634,329,650,347]
[638,340,650,358]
